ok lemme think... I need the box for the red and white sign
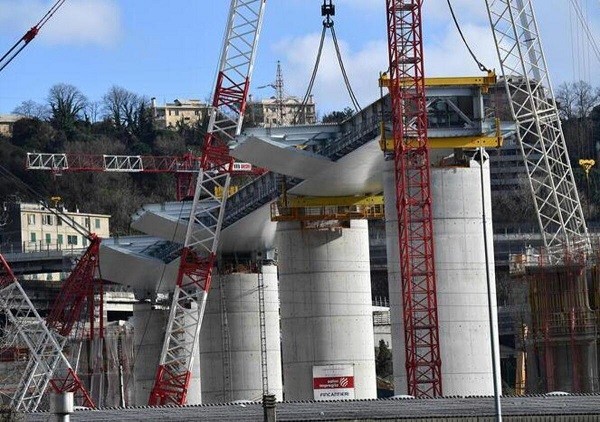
[232,162,253,172]
[313,364,355,401]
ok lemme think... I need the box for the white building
[151,98,209,129]
[246,95,317,127]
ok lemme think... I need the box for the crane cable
[294,2,361,123]
[569,0,600,66]
[446,0,491,73]
[331,25,361,112]
[294,26,327,124]
[0,0,68,73]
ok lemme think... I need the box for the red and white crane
[26,152,260,200]
[0,252,94,411]
[148,0,267,405]
[484,0,591,261]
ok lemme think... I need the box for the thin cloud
[272,33,388,114]
[0,0,122,47]
[424,23,499,76]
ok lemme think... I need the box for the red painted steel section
[49,368,95,408]
[385,0,442,397]
[148,72,249,406]
[149,366,191,406]
[0,253,16,288]
[46,236,101,338]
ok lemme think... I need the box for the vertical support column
[276,220,376,400]
[384,158,501,396]
[199,266,283,402]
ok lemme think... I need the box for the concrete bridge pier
[200,264,283,403]
[383,156,501,396]
[276,220,377,401]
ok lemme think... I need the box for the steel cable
[293,25,327,124]
[331,26,361,112]
[446,0,491,73]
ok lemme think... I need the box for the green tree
[10,118,57,151]
[321,107,354,124]
[47,83,88,132]
[375,339,393,380]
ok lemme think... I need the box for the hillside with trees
[1,83,208,235]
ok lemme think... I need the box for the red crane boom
[385,0,442,397]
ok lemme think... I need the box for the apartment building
[0,114,22,137]
[246,95,317,127]
[0,201,110,254]
[151,98,209,129]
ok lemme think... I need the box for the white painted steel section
[485,0,590,261]
[384,159,501,396]
[231,136,332,180]
[199,266,282,402]
[130,304,200,405]
[26,153,68,171]
[0,281,74,411]
[276,220,377,400]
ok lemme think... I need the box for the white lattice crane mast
[148,0,267,406]
[0,254,93,411]
[484,0,591,264]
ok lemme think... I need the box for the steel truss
[149,0,267,406]
[385,0,442,397]
[485,0,591,263]
[26,152,260,200]
[0,254,93,411]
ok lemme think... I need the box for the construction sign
[312,364,355,401]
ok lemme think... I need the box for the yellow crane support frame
[271,194,385,223]
[379,135,503,152]
[379,71,497,93]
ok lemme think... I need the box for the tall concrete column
[384,157,501,396]
[130,302,201,405]
[200,265,283,402]
[276,220,377,400]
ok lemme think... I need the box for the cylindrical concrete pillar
[130,302,201,405]
[384,157,501,396]
[276,220,377,400]
[200,265,283,402]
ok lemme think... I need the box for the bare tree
[557,81,600,158]
[557,81,600,119]
[573,81,600,118]
[12,100,50,120]
[102,86,147,129]
[85,101,102,123]
[556,82,577,120]
[47,83,88,130]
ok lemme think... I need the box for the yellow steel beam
[379,71,497,92]
[379,135,503,151]
[283,194,384,208]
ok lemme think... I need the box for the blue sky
[0,0,598,117]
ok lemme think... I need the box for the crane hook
[321,0,335,28]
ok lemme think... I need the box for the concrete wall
[384,156,501,396]
[200,266,283,402]
[130,303,201,406]
[276,220,377,400]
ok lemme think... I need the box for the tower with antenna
[274,61,285,126]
